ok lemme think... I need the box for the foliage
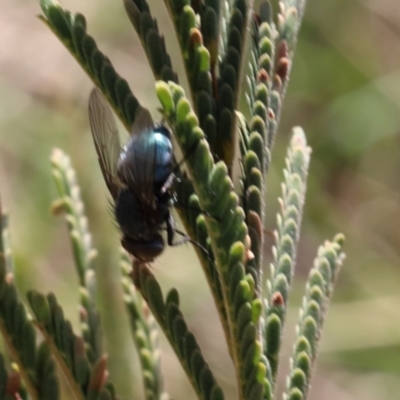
[0,0,345,399]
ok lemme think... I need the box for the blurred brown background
[0,0,399,399]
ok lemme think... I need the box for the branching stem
[0,320,39,400]
[35,323,86,400]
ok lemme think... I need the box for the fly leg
[161,172,176,195]
[161,138,203,195]
[166,211,189,246]
[165,212,210,256]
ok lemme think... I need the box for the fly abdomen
[121,233,165,262]
[115,188,166,240]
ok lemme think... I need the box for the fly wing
[119,107,158,214]
[88,88,121,199]
[131,107,154,137]
[119,130,158,214]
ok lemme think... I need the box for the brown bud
[273,74,282,92]
[89,354,108,391]
[272,292,284,306]
[257,68,269,83]
[276,57,290,83]
[267,108,276,120]
[50,199,65,215]
[6,371,21,397]
[189,28,203,49]
[277,39,289,59]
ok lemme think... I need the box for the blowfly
[88,87,187,262]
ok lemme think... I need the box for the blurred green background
[1,0,399,399]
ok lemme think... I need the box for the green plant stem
[0,320,39,400]
[34,323,85,400]
[175,208,233,359]
[219,281,242,400]
[272,2,307,138]
[160,4,195,104]
[38,15,131,132]
[134,267,201,399]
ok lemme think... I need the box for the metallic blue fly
[88,88,184,262]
